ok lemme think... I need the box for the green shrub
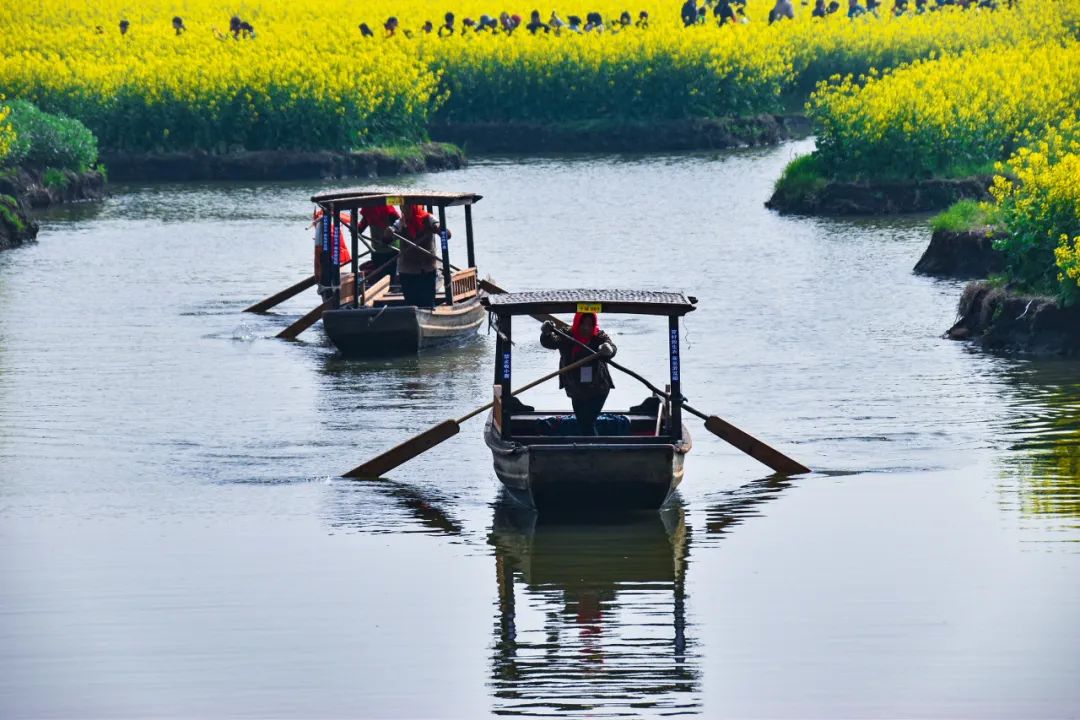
[3,100,98,172]
[772,153,827,202]
[42,167,68,189]
[931,199,995,233]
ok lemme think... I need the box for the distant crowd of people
[102,14,256,38]
[681,0,1005,25]
[102,0,1011,40]
[366,9,650,37]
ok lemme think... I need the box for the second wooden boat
[481,289,698,511]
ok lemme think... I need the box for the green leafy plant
[3,100,98,172]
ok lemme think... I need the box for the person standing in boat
[396,202,444,309]
[357,203,401,283]
[540,313,616,436]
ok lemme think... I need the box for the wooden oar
[344,353,598,479]
[277,298,333,341]
[275,254,398,340]
[244,251,370,314]
[547,325,811,476]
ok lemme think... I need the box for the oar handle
[387,228,463,272]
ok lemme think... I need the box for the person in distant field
[567,14,584,31]
[892,0,908,14]
[439,12,456,35]
[585,11,605,30]
[172,16,186,34]
[312,210,353,298]
[359,22,374,36]
[848,0,867,16]
[617,10,633,27]
[540,313,617,436]
[229,15,242,37]
[119,19,130,35]
[828,0,842,12]
[769,0,796,22]
[681,0,699,25]
[239,20,256,38]
[462,17,478,29]
[358,204,402,284]
[384,16,400,36]
[500,12,522,33]
[421,20,434,33]
[635,10,650,26]
[865,0,881,13]
[527,9,551,33]
[812,0,829,16]
[715,0,737,25]
[396,202,445,309]
[549,10,567,31]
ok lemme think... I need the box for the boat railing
[451,268,479,302]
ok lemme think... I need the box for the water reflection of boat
[488,501,699,716]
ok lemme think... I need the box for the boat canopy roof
[310,188,482,210]
[482,289,698,316]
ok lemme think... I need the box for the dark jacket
[540,326,616,397]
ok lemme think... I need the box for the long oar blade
[244,275,316,313]
[276,299,330,341]
[344,420,460,479]
[703,415,810,475]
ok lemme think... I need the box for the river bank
[947,281,1080,357]
[100,143,465,183]
[429,115,811,153]
[767,170,993,215]
[914,228,1005,279]
[0,166,105,249]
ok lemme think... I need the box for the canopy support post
[464,204,476,268]
[349,208,359,308]
[499,314,512,440]
[319,207,332,297]
[438,206,453,306]
[668,315,682,442]
[330,205,342,309]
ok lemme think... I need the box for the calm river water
[2,139,1078,718]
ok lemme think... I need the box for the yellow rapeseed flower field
[988,118,1080,301]
[0,98,13,162]
[1,0,1078,151]
[810,43,1080,178]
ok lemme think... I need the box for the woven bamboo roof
[311,188,482,209]
[483,289,697,316]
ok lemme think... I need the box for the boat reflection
[487,499,700,716]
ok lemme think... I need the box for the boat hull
[485,416,689,511]
[323,297,484,356]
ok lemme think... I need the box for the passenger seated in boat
[358,204,401,283]
[540,313,616,436]
[396,202,445,309]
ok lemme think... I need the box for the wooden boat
[481,289,697,511]
[309,188,488,356]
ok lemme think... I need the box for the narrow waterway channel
[1,139,1077,717]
